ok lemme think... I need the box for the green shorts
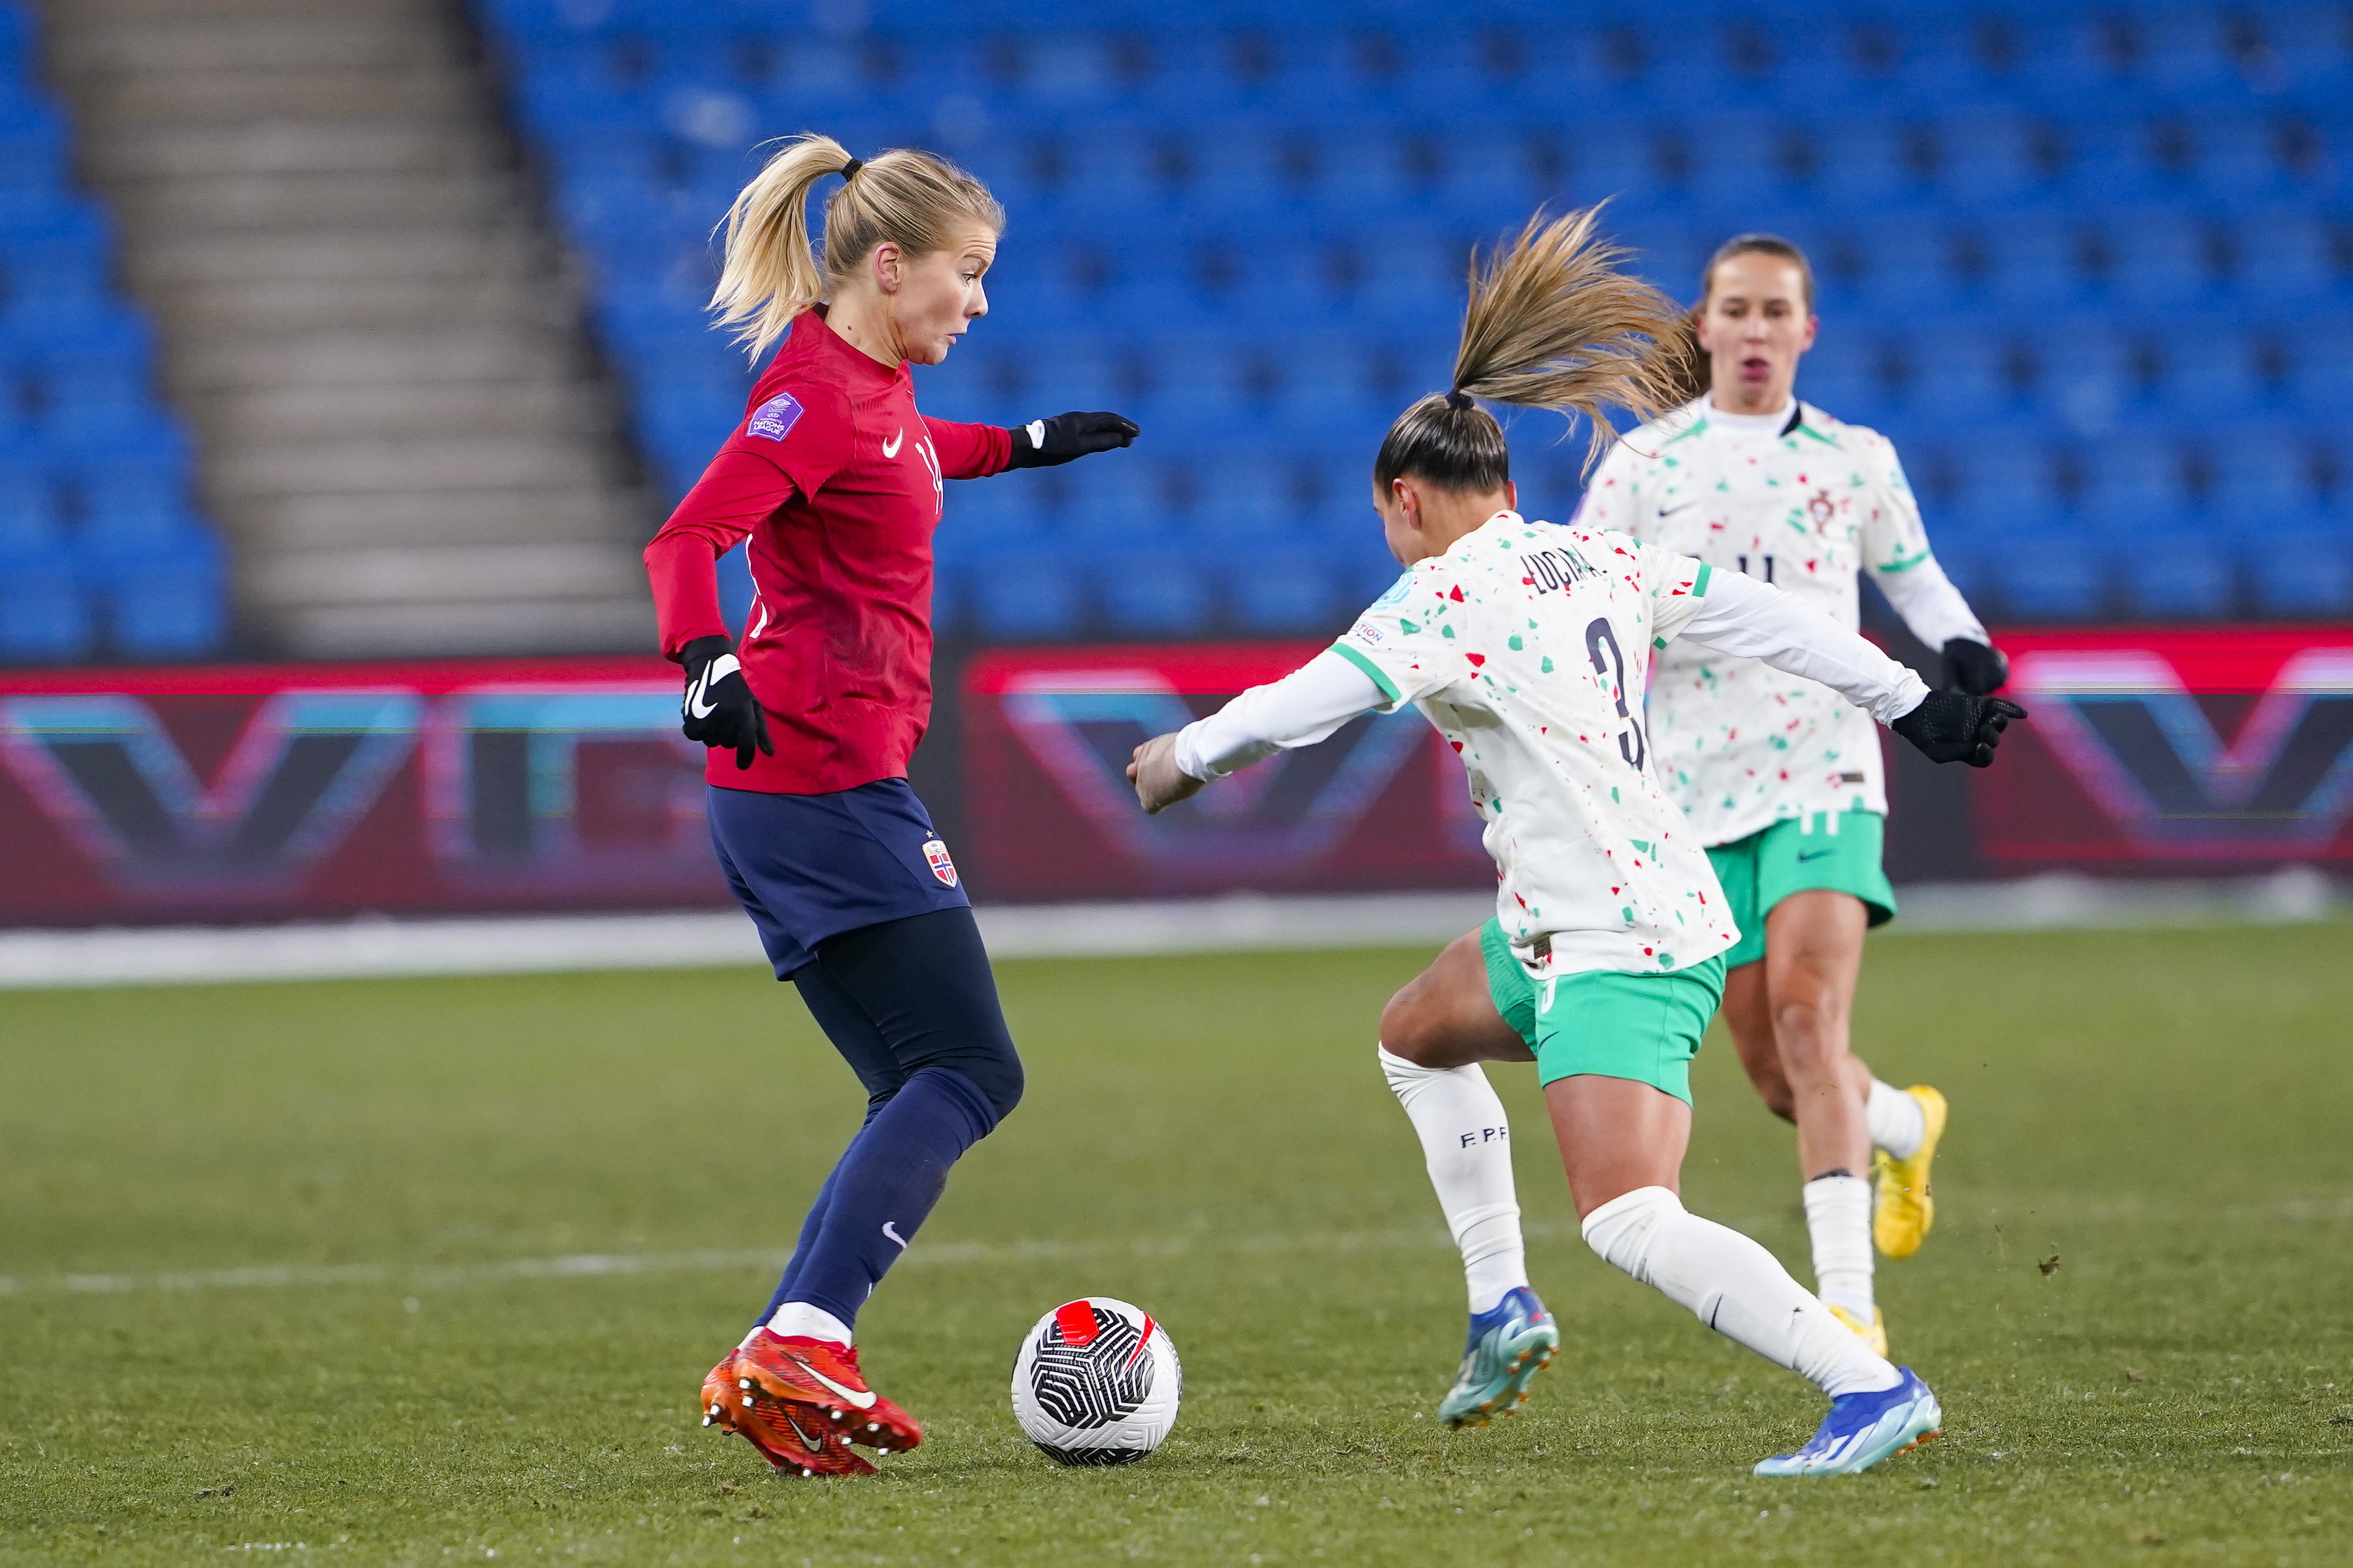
[1478,920,1727,1105]
[1707,810,1897,970]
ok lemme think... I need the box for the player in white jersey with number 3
[1575,236,2009,1355]
[1126,211,2021,1476]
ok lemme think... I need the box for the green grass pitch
[2,923,2349,1565]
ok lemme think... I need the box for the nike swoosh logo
[882,428,904,458]
[684,653,739,719]
[779,1405,826,1449]
[1796,849,1834,862]
[1657,501,1697,518]
[785,1353,876,1410]
[882,1222,908,1251]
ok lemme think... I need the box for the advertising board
[3,623,2344,928]
[0,658,726,926]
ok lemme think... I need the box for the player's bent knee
[1580,1185,1682,1283]
[957,1044,1024,1126]
[1377,988,1441,1067]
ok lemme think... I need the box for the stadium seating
[475,0,2353,635]
[0,2,226,664]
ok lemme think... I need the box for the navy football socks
[759,1065,999,1333]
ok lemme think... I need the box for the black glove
[1891,689,2028,769]
[1941,638,2009,696]
[1004,411,1139,468]
[679,634,772,772]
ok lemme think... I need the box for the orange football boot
[728,1329,924,1454]
[701,1346,875,1477]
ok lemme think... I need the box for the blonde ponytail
[1374,205,1687,493]
[1452,207,1690,469]
[709,134,1005,361]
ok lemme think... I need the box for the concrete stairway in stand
[39,0,658,658]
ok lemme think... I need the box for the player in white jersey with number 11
[1582,236,2009,1353]
[1126,211,2022,1476]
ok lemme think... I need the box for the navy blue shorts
[706,779,971,978]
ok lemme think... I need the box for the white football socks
[763,1301,853,1346]
[1378,1045,1529,1313]
[1866,1079,1925,1159]
[1802,1173,1876,1320]
[1580,1185,1900,1399]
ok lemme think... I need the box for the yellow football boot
[1872,1085,1947,1259]
[1825,1302,1889,1357]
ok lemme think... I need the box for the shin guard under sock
[763,1066,998,1333]
[1581,1185,1899,1398]
[1378,1045,1528,1313]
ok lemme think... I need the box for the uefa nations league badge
[745,392,805,441]
[922,838,959,888]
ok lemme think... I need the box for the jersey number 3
[1584,618,1647,772]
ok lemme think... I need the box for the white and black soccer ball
[1010,1297,1182,1466]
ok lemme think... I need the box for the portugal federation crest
[921,836,959,888]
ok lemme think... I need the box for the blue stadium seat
[2187,115,2301,206]
[966,552,1082,639]
[1979,212,2094,307]
[2234,209,2346,303]
[1936,109,2052,205]
[1058,453,1166,542]
[1949,439,2062,529]
[2107,209,2221,304]
[1892,327,2016,423]
[2264,3,2353,95]
[1795,335,1877,416]
[1995,535,2108,621]
[0,462,59,551]
[2285,318,2353,405]
[1093,549,1209,633]
[2077,433,2196,518]
[2034,321,2140,436]
[2157,324,2270,418]
[1807,118,1926,208]
[101,528,226,659]
[2115,528,2237,619]
[2206,428,2324,521]
[2139,7,2247,98]
[474,3,2353,642]
[2243,527,2353,618]
[1231,550,1343,633]
[1191,452,1308,543]
[0,541,89,661]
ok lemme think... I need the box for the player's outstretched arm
[1869,557,2009,695]
[1126,649,1388,814]
[1003,411,1140,468]
[1677,570,2025,769]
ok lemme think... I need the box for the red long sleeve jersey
[643,308,1012,794]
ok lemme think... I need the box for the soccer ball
[1010,1297,1182,1466]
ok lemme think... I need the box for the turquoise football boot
[1437,1286,1559,1428]
[1752,1367,1942,1477]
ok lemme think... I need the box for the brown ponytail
[1375,207,1688,493]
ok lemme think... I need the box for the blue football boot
[1437,1286,1559,1428]
[1752,1367,1942,1477]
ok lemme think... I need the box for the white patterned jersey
[1576,396,1941,848]
[1331,509,1738,978]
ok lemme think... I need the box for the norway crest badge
[921,837,959,888]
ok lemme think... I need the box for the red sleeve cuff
[644,531,731,660]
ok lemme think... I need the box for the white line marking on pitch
[3,1196,2343,1299]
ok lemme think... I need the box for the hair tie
[1444,389,1473,411]
[840,157,864,180]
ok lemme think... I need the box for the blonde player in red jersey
[645,135,1136,1477]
